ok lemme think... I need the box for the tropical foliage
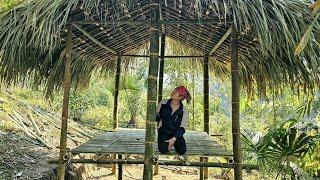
[243,119,320,178]
[295,0,320,55]
[0,0,319,179]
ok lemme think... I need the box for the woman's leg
[157,130,170,153]
[174,136,187,155]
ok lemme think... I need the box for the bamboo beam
[231,25,242,180]
[143,0,160,179]
[201,54,210,180]
[122,54,202,58]
[73,19,231,25]
[112,55,122,175]
[73,24,117,55]
[209,26,232,56]
[48,159,259,170]
[57,24,73,180]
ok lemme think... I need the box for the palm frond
[0,0,318,98]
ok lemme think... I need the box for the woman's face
[171,89,183,100]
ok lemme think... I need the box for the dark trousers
[157,130,187,155]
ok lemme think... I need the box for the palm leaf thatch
[0,0,319,97]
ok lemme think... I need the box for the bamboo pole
[57,24,73,180]
[118,154,122,180]
[112,54,122,175]
[73,24,117,55]
[143,1,160,179]
[113,54,121,130]
[122,54,217,58]
[231,24,242,180]
[192,59,195,130]
[200,54,209,180]
[157,33,165,103]
[73,19,231,25]
[209,26,232,56]
[203,54,209,134]
[48,159,259,170]
[154,33,165,176]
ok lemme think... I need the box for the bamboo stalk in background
[143,0,160,179]
[231,24,242,180]
[112,54,122,175]
[57,24,73,180]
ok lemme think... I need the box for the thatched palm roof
[0,0,319,96]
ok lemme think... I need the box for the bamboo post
[200,54,209,180]
[157,33,165,103]
[231,24,242,180]
[57,24,73,180]
[113,54,121,129]
[192,59,195,130]
[143,1,160,179]
[154,33,165,176]
[118,154,123,180]
[203,54,209,134]
[112,54,122,175]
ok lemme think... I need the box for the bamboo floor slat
[70,128,232,156]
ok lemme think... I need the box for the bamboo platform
[70,129,232,157]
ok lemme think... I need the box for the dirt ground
[0,132,57,179]
[85,164,200,180]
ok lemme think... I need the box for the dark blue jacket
[156,99,189,138]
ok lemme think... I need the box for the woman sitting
[156,86,191,155]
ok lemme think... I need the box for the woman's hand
[165,137,177,151]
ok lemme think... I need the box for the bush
[82,106,113,130]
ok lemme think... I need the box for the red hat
[175,86,191,101]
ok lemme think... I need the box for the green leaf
[295,14,320,56]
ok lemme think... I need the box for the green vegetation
[1,57,318,178]
[0,0,24,11]
[0,0,319,179]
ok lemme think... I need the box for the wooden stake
[143,1,160,179]
[231,24,242,180]
[57,24,73,180]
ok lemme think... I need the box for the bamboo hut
[0,0,319,180]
